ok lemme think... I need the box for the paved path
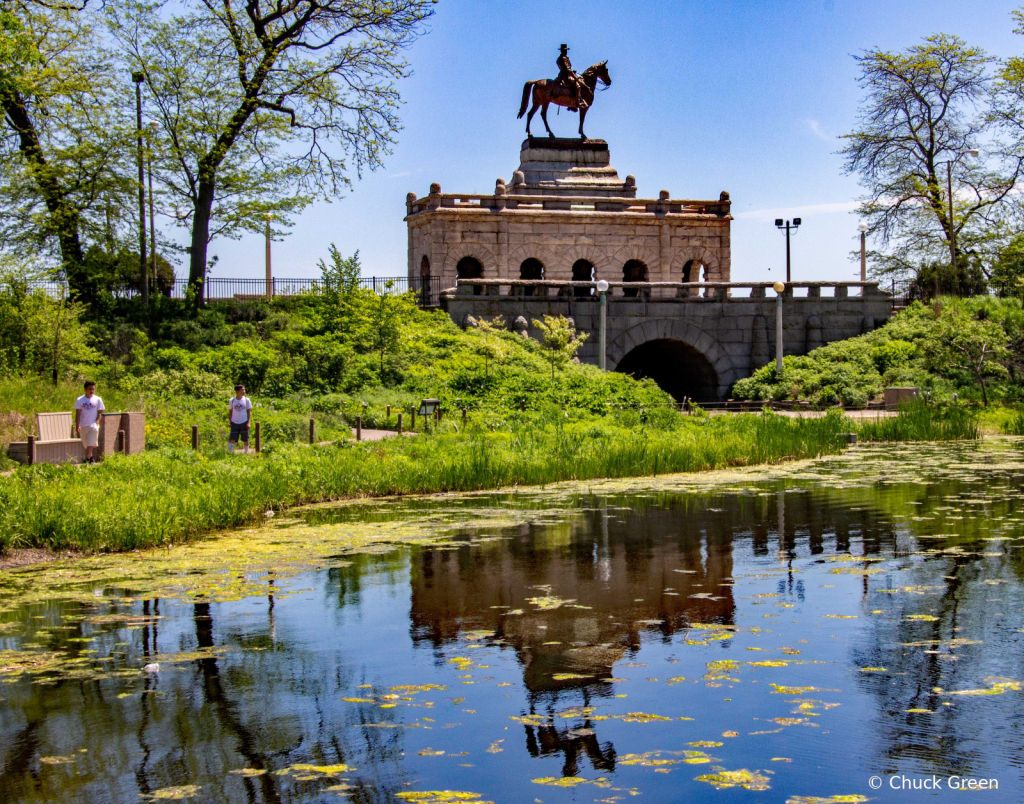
[350,428,416,442]
[707,409,896,419]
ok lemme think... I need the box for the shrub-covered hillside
[0,253,672,458]
[733,297,1024,407]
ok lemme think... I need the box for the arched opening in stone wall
[519,258,544,296]
[681,260,705,297]
[572,259,595,297]
[622,259,648,297]
[616,339,719,402]
[419,256,432,305]
[456,256,484,295]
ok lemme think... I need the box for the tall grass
[0,405,982,555]
[0,411,850,553]
[1001,409,1024,435]
[855,401,980,442]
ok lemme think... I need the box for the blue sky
[202,0,1023,285]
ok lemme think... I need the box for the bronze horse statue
[517,62,611,140]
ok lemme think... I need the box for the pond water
[2,441,1024,803]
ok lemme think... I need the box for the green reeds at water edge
[0,406,977,554]
[856,400,980,442]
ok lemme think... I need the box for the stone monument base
[511,138,635,197]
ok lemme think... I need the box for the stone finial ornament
[720,191,730,201]
[429,182,441,194]
[513,316,529,336]
[659,190,670,201]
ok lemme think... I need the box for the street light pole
[775,218,801,283]
[132,72,148,305]
[596,279,609,370]
[264,214,273,300]
[858,223,868,282]
[946,160,956,300]
[148,121,158,295]
[774,281,785,373]
[937,148,979,302]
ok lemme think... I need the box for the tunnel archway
[615,339,719,402]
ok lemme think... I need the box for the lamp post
[773,281,785,373]
[132,71,148,304]
[774,218,801,283]
[936,148,979,300]
[858,222,868,282]
[596,279,609,370]
[264,214,273,300]
[148,121,158,294]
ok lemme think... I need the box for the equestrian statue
[518,44,611,140]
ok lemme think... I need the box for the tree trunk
[1,88,88,301]
[976,369,988,406]
[188,177,216,308]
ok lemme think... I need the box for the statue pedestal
[513,138,634,197]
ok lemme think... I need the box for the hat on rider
[559,44,569,53]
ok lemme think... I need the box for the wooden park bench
[7,411,146,466]
[8,412,84,465]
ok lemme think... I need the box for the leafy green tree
[108,0,434,305]
[841,34,1021,280]
[925,305,1009,406]
[532,315,588,382]
[317,245,362,333]
[990,233,1024,296]
[366,280,407,377]
[0,4,134,303]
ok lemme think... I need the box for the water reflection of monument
[408,494,736,776]
[409,496,736,690]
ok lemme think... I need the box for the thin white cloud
[805,119,831,142]
[734,200,861,220]
[387,171,413,179]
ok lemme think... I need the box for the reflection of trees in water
[852,548,1024,782]
[0,588,411,804]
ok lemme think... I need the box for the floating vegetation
[694,768,771,791]
[397,792,493,804]
[942,678,1023,696]
[140,786,202,800]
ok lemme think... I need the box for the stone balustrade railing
[407,193,730,216]
[448,279,888,299]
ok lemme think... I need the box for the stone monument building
[406,138,731,295]
[405,138,891,402]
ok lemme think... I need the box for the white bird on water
[143,663,159,673]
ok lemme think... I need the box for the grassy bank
[0,405,978,554]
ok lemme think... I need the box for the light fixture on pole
[264,213,273,300]
[774,219,798,282]
[132,71,148,305]
[858,222,868,282]
[147,121,159,294]
[937,148,980,301]
[773,281,786,373]
[596,279,609,370]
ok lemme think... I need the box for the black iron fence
[9,276,446,308]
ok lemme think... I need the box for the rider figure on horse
[556,44,584,112]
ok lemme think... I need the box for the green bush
[734,298,1024,407]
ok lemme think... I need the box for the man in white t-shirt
[228,384,253,454]
[74,380,105,464]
